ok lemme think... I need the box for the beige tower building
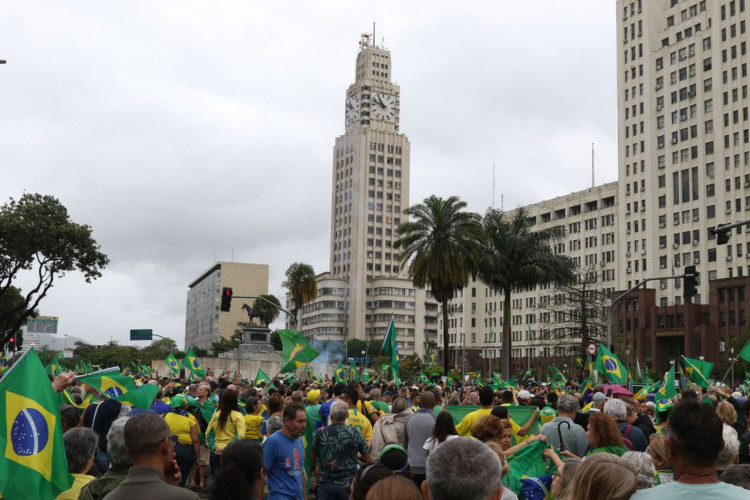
[617,0,750,303]
[291,35,438,356]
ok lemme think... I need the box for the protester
[79,417,132,500]
[456,386,495,437]
[164,394,200,488]
[550,458,581,500]
[350,464,393,500]
[568,453,638,500]
[576,412,629,457]
[264,401,307,500]
[244,396,264,441]
[191,382,215,491]
[379,444,412,477]
[717,424,740,478]
[344,387,374,447]
[105,412,199,499]
[622,451,656,489]
[483,441,519,500]
[364,474,423,500]
[722,464,750,490]
[645,434,673,484]
[209,440,265,500]
[371,396,412,459]
[632,401,750,499]
[56,427,99,500]
[604,398,648,451]
[539,393,589,457]
[206,389,246,475]
[422,437,504,500]
[312,400,372,500]
[423,410,459,454]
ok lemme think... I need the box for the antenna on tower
[373,22,376,48]
[591,142,595,188]
[492,147,496,209]
[501,194,504,212]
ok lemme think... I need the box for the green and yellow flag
[182,348,206,378]
[594,344,628,384]
[77,368,159,409]
[656,365,677,409]
[45,354,62,379]
[58,389,96,411]
[334,362,346,384]
[254,368,271,385]
[0,349,74,498]
[279,330,319,373]
[165,352,180,374]
[381,319,400,380]
[682,356,713,389]
[0,346,9,375]
[419,372,431,385]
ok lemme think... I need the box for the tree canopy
[0,194,109,347]
[283,262,317,327]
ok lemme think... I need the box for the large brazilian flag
[0,349,73,499]
[77,368,159,409]
[182,348,206,378]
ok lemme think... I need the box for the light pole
[362,350,366,370]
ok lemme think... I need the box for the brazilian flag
[0,349,73,498]
[593,344,628,384]
[165,352,180,374]
[334,362,347,384]
[418,372,430,384]
[255,368,271,385]
[0,346,8,375]
[279,330,319,373]
[657,365,677,401]
[182,348,206,378]
[45,354,62,379]
[77,368,159,409]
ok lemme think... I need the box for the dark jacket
[78,467,129,500]
[105,466,199,500]
[632,413,656,440]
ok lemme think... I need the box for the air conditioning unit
[694,258,700,264]
[680,54,687,60]
[688,90,696,97]
[672,138,679,144]
[681,115,688,121]
[626,268,633,274]
[673,243,680,249]
[727,255,733,261]
[641,250,647,255]
[626,251,632,257]
[693,240,700,246]
[599,261,606,267]
[656,83,663,90]
[674,219,680,225]
[726,208,732,214]
[660,264,667,269]
[659,221,667,228]
[656,104,663,111]
[675,280,681,288]
[745,180,750,187]
[627,229,632,234]
[708,172,714,178]
[660,243,667,249]
[675,261,681,267]
[693,215,699,222]
[660,283,667,289]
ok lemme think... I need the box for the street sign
[587,343,597,355]
[130,329,153,341]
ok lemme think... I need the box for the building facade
[185,261,269,351]
[290,35,438,356]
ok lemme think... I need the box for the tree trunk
[442,298,450,377]
[502,289,512,380]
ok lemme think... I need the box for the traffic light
[711,223,731,244]
[220,287,233,311]
[8,336,14,352]
[683,265,699,302]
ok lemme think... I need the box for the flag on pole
[657,365,677,402]
[0,346,9,375]
[182,348,206,378]
[682,356,713,389]
[255,368,271,385]
[549,366,568,384]
[593,344,628,384]
[279,330,319,373]
[633,380,661,400]
[381,318,400,380]
[0,349,74,498]
[76,368,159,409]
[45,354,63,379]
[738,338,750,364]
[164,352,180,374]
[334,362,346,384]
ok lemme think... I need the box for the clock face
[345,94,360,125]
[371,92,396,122]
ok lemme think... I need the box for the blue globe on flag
[105,387,124,398]
[0,358,7,368]
[192,359,199,369]
[604,358,618,372]
[11,408,49,456]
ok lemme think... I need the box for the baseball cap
[592,392,609,402]
[540,407,557,423]
[517,390,532,400]
[307,389,321,403]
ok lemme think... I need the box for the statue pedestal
[241,326,273,353]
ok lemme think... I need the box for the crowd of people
[49,369,750,500]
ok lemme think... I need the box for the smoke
[311,340,346,377]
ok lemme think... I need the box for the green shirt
[586,444,629,457]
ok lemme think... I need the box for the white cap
[517,390,532,400]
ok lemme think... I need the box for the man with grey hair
[265,415,285,439]
[106,412,198,499]
[422,437,504,500]
[539,393,589,457]
[80,416,132,500]
[717,425,741,478]
[312,401,371,500]
[722,464,750,490]
[604,398,648,451]
[57,427,99,500]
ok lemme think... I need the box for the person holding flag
[165,352,181,375]
[381,318,400,383]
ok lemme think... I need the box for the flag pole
[76,366,121,379]
[719,357,738,387]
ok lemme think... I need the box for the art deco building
[290,35,438,355]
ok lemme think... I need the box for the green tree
[0,194,109,347]
[283,262,317,328]
[253,294,282,326]
[479,207,576,379]
[0,286,37,343]
[394,195,484,376]
[139,338,179,362]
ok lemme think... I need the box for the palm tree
[394,195,484,376]
[253,294,282,327]
[283,262,317,329]
[479,207,576,379]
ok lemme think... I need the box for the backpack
[622,424,635,451]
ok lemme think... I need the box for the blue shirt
[264,430,305,500]
[319,398,336,426]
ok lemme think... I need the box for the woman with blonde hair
[568,453,638,500]
[717,400,744,436]
[645,434,673,484]
[364,474,422,500]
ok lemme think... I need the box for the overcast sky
[1,1,617,349]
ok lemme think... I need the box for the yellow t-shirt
[244,413,264,440]
[456,408,492,437]
[55,473,95,500]
[347,408,373,442]
[509,416,533,444]
[357,400,379,416]
[164,412,198,445]
[207,410,246,450]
